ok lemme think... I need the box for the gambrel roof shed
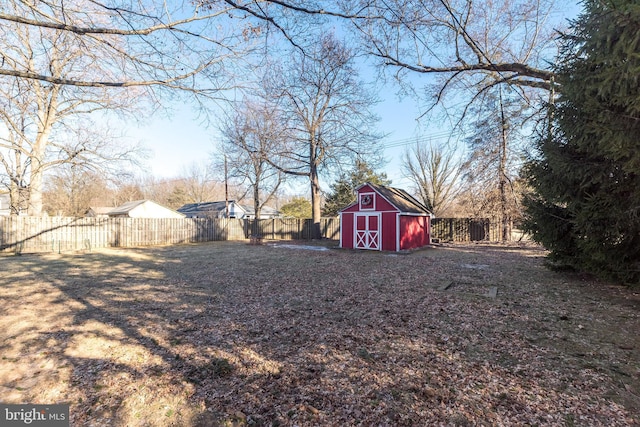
[339,182,432,252]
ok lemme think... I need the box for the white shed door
[354,213,381,250]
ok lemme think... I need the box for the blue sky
[127,72,428,192]
[124,1,582,195]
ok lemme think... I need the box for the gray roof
[178,200,280,217]
[87,206,115,215]
[177,201,234,216]
[363,182,431,214]
[108,200,148,215]
[241,204,280,216]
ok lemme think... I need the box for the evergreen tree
[280,197,312,219]
[322,160,390,216]
[523,0,640,284]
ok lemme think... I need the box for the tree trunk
[27,81,58,217]
[310,163,322,239]
[253,180,261,222]
[499,89,510,242]
[28,165,44,216]
[9,181,20,216]
[27,127,53,217]
[9,149,23,216]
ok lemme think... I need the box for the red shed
[339,182,432,252]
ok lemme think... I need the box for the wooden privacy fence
[244,218,338,241]
[0,216,505,254]
[431,218,504,242]
[0,217,340,254]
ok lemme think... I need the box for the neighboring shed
[108,200,185,219]
[339,182,432,252]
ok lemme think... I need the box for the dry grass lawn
[1,241,639,426]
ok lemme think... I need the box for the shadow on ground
[1,241,638,426]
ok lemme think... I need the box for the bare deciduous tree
[461,86,525,239]
[0,0,255,91]
[0,0,326,217]
[402,141,462,217]
[1,0,571,223]
[265,33,382,237]
[219,99,287,219]
[1,0,567,101]
[43,166,114,217]
[0,0,156,215]
[350,0,563,104]
[178,162,222,205]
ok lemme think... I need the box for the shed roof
[358,182,431,214]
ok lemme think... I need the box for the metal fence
[0,217,340,254]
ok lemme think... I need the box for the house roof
[241,204,280,216]
[177,201,239,216]
[108,200,148,215]
[87,206,115,215]
[356,182,431,214]
[178,201,280,217]
[108,199,185,218]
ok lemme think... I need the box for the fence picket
[0,216,502,253]
[0,217,340,253]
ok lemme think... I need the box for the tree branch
[0,10,226,36]
[377,53,553,90]
[0,60,219,89]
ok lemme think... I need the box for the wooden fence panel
[1,216,503,254]
[431,218,504,242]
[320,217,340,240]
[242,218,337,240]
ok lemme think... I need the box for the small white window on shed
[359,192,375,210]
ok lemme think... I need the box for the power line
[379,130,462,149]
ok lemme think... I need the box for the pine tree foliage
[280,197,312,219]
[322,160,390,216]
[523,0,640,284]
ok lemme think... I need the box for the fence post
[0,215,341,253]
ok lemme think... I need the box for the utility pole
[224,154,229,218]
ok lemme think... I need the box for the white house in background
[0,192,29,216]
[178,200,281,219]
[107,200,185,219]
[0,193,10,216]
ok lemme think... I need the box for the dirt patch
[1,241,638,426]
